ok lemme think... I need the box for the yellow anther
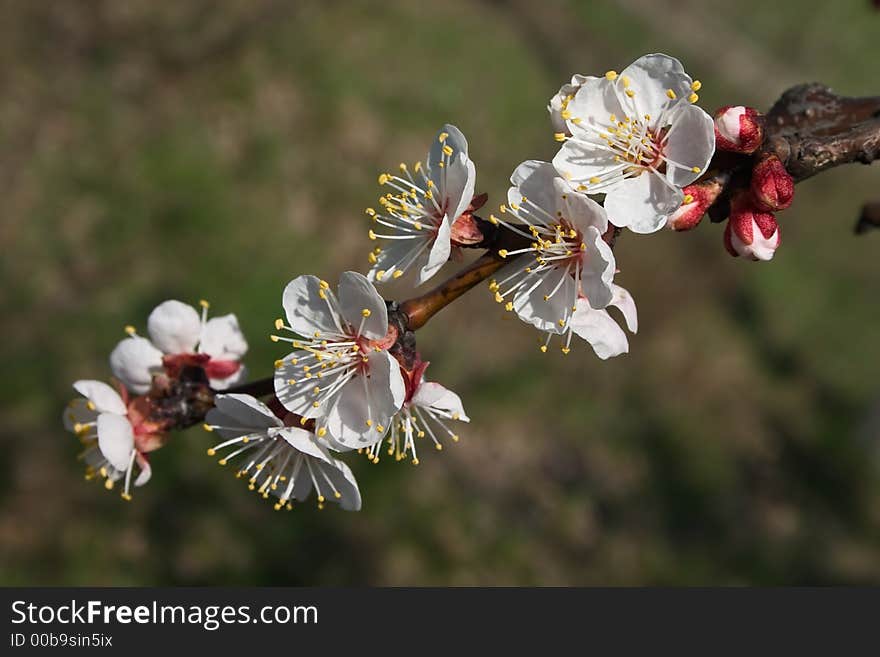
[399,162,407,172]
[691,166,702,174]
[558,319,566,327]
[203,423,214,433]
[691,80,702,91]
[312,401,320,408]
[104,479,114,490]
[488,280,499,292]
[376,270,386,280]
[435,444,443,451]
[124,325,136,336]
[442,144,453,156]
[489,214,499,225]
[438,132,449,142]
[86,401,96,411]
[274,318,284,331]
[604,70,618,81]
[412,458,420,466]
[368,229,377,240]
[376,425,384,433]
[365,207,376,216]
[540,345,548,353]
[378,173,389,185]
[666,89,677,100]
[365,419,373,427]
[300,417,307,426]
[625,89,635,98]
[561,347,571,355]
[392,270,403,279]
[367,252,378,265]
[589,176,601,185]
[621,75,631,87]
[319,280,329,290]
[334,491,342,499]
[683,194,694,204]
[553,132,566,142]
[413,221,422,230]
[199,299,210,309]
[206,447,216,457]
[560,109,571,120]
[452,434,460,442]
[120,493,132,501]
[494,292,504,303]
[504,302,514,312]
[688,93,699,103]
[317,427,327,437]
[361,308,372,318]
[413,161,422,172]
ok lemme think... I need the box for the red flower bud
[713,106,764,154]
[724,193,781,261]
[750,154,794,211]
[669,179,723,231]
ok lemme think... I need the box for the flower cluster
[66,51,801,514]
[63,299,246,500]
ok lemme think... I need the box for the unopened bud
[548,74,591,136]
[750,154,794,211]
[668,179,723,231]
[713,106,764,154]
[724,193,781,261]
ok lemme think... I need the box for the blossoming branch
[62,53,880,511]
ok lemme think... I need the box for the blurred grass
[1,0,879,585]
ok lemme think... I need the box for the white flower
[364,361,470,465]
[552,53,715,234]
[366,124,477,284]
[205,394,361,511]
[488,160,616,343]
[110,299,248,393]
[272,271,406,450]
[62,380,158,500]
[548,74,593,136]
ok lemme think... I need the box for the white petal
[619,53,692,119]
[418,215,452,284]
[337,271,388,340]
[109,337,163,395]
[324,459,362,511]
[509,160,561,214]
[560,180,608,234]
[603,172,682,234]
[212,393,282,430]
[96,412,135,471]
[199,314,248,360]
[412,382,470,422]
[443,152,477,221]
[73,380,127,415]
[282,275,346,339]
[564,76,626,138]
[147,300,201,354]
[324,350,405,448]
[610,284,638,333]
[570,305,629,360]
[62,398,98,432]
[552,139,621,188]
[134,454,152,486]
[580,226,616,309]
[428,123,468,169]
[513,266,576,334]
[368,240,426,284]
[663,104,716,187]
[278,427,334,464]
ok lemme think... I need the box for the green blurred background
[2,0,879,585]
